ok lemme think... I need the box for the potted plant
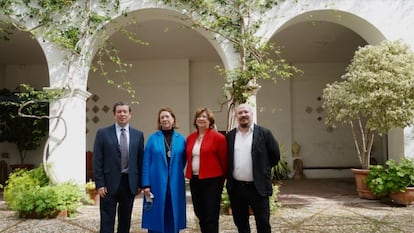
[0,85,54,169]
[322,40,414,199]
[272,145,290,181]
[85,179,99,205]
[366,158,414,205]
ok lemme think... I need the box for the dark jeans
[190,175,224,233]
[229,180,271,233]
[99,174,135,233]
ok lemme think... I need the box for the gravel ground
[1,179,414,233]
[1,197,414,233]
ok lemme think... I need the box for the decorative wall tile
[316,106,323,113]
[92,94,100,102]
[102,105,110,113]
[92,116,100,124]
[92,106,99,113]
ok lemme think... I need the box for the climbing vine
[160,0,301,129]
[0,0,144,182]
[0,0,143,98]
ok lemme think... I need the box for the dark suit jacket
[226,124,280,197]
[93,124,144,195]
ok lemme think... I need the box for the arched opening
[0,28,49,173]
[258,11,387,178]
[85,9,225,151]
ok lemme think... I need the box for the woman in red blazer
[185,107,227,233]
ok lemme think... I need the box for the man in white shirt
[226,103,280,233]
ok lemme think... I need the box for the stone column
[46,88,91,184]
[404,126,414,160]
[227,81,262,131]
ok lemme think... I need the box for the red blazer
[185,129,227,179]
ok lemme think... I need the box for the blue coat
[141,130,187,232]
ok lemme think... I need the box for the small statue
[292,141,305,180]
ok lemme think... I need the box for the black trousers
[99,174,135,233]
[190,176,224,233]
[229,180,271,233]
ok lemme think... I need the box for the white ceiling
[0,20,366,65]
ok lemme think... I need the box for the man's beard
[238,119,250,128]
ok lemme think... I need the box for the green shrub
[221,183,281,213]
[3,166,49,209]
[16,182,81,218]
[3,165,82,218]
[366,158,414,197]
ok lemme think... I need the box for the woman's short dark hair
[157,107,179,129]
[193,107,215,129]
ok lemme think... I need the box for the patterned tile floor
[1,178,414,233]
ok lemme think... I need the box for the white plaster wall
[3,64,48,89]
[291,63,358,167]
[257,78,292,159]
[86,59,191,151]
[262,0,414,46]
[189,61,226,132]
[405,127,414,160]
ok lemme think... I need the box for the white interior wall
[189,61,226,132]
[257,77,292,160]
[258,63,373,178]
[4,64,48,89]
[292,63,356,178]
[86,59,191,151]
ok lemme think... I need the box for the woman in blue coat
[142,107,187,233]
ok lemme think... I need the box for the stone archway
[258,9,388,178]
[0,29,49,169]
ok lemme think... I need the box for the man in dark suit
[226,103,280,233]
[93,101,144,233]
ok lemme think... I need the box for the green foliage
[1,0,141,102]
[272,144,290,181]
[221,186,231,211]
[0,84,62,164]
[273,160,290,181]
[3,166,50,209]
[85,180,96,190]
[366,158,414,197]
[221,183,281,213]
[3,165,82,218]
[160,0,300,119]
[322,40,414,169]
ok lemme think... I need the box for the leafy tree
[322,40,414,169]
[0,85,61,164]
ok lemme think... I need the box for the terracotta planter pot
[351,168,379,200]
[87,189,100,205]
[389,187,414,205]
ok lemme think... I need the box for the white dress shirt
[232,126,254,182]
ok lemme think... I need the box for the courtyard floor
[1,178,413,233]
